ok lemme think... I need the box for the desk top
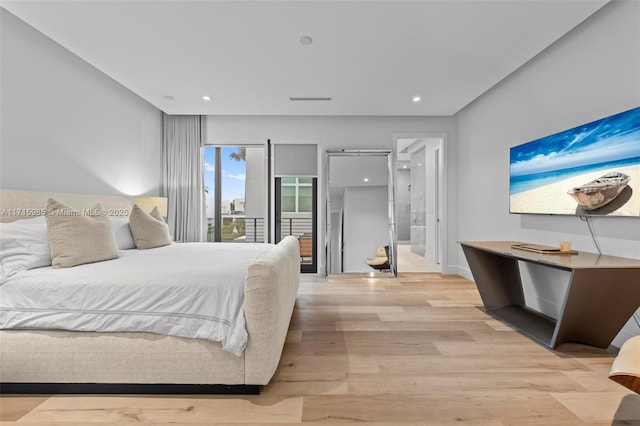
[460,241,640,269]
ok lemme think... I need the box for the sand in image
[510,164,640,216]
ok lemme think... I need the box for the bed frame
[0,189,300,394]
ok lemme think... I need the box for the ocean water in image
[510,156,640,195]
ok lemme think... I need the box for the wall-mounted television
[509,107,640,217]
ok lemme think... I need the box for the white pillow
[109,216,135,250]
[0,216,52,282]
[46,198,119,268]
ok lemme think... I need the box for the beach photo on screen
[509,107,640,217]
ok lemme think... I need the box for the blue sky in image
[510,107,640,177]
[204,147,246,200]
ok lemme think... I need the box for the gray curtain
[160,114,206,242]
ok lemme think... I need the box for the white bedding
[0,243,273,356]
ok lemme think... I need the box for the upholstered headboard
[0,189,132,223]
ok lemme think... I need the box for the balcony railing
[207,215,313,264]
[207,216,265,243]
[280,217,313,264]
[279,217,313,241]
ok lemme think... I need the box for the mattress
[0,242,272,356]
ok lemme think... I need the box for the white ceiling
[1,0,609,116]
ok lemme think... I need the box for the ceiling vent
[289,97,332,101]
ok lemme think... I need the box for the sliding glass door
[204,146,266,242]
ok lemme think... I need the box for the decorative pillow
[109,216,136,250]
[0,216,52,281]
[129,204,172,249]
[149,206,165,222]
[45,198,119,268]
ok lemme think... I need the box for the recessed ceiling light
[403,165,407,169]
[163,95,175,101]
[298,35,313,46]
[412,96,421,103]
[202,95,211,101]
[364,178,369,182]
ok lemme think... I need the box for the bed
[0,189,300,394]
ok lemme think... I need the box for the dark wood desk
[460,241,640,349]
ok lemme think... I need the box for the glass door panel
[204,146,265,243]
[275,177,317,273]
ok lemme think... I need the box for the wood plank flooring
[1,273,638,424]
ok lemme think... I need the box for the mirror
[325,150,397,276]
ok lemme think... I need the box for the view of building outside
[204,146,265,242]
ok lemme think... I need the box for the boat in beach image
[567,171,631,210]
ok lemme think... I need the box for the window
[281,177,312,213]
[204,146,265,242]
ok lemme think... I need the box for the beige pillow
[129,204,172,249]
[45,198,119,268]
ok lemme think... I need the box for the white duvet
[0,243,272,356]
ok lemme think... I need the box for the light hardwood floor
[1,273,638,425]
[397,244,441,273]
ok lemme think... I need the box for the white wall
[456,0,640,345]
[0,10,161,197]
[207,115,458,274]
[244,147,266,219]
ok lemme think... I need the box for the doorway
[395,135,446,273]
[275,177,318,273]
[271,142,319,273]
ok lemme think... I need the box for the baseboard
[0,383,261,395]
[450,265,473,281]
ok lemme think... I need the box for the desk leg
[461,245,525,310]
[553,268,640,349]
